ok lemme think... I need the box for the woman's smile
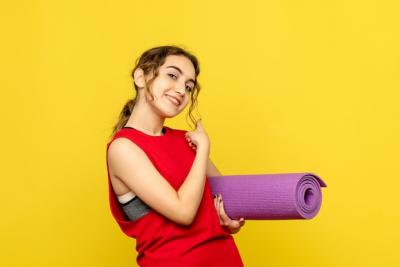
[165,94,181,107]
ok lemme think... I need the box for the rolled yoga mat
[208,173,327,220]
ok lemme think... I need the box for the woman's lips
[166,95,180,106]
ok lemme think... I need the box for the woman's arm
[207,157,222,176]
[107,137,209,226]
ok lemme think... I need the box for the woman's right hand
[185,120,210,153]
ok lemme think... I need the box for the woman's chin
[161,102,183,117]
[158,106,181,118]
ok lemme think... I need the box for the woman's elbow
[174,208,196,226]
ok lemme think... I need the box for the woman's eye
[168,73,177,80]
[168,73,193,92]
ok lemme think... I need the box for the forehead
[161,55,196,79]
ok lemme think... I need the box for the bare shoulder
[107,137,144,168]
[108,138,148,178]
[107,138,143,195]
[108,137,137,154]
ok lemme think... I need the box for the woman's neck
[125,101,165,135]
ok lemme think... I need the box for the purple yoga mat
[208,173,327,220]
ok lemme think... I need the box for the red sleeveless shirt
[105,126,244,267]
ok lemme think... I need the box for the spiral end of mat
[295,173,325,219]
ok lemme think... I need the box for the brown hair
[109,45,201,139]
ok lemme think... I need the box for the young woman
[106,45,245,266]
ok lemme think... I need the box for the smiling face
[139,55,197,118]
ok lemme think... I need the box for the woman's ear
[133,68,146,88]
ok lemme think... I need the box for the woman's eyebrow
[166,66,195,84]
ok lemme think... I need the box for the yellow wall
[1,0,399,266]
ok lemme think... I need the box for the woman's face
[144,55,196,118]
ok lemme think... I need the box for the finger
[217,194,221,218]
[233,220,241,228]
[188,141,196,147]
[218,194,233,226]
[214,194,222,224]
[189,143,196,149]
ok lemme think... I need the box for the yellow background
[1,0,399,266]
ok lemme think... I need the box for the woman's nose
[175,86,186,95]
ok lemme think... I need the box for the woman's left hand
[213,193,245,234]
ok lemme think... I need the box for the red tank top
[105,126,244,267]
